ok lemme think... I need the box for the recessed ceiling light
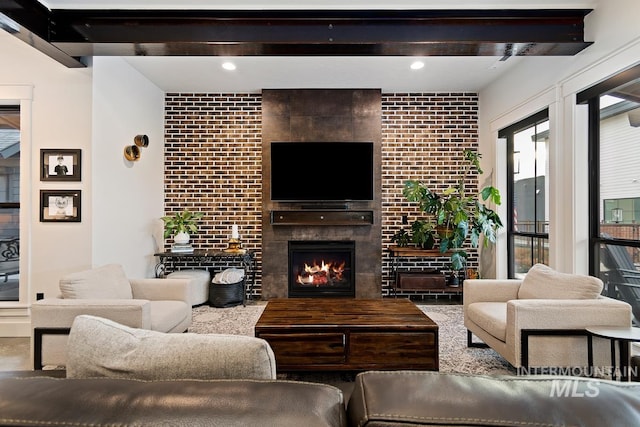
[410,61,425,70]
[222,62,237,71]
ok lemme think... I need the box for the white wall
[91,57,165,278]
[0,35,164,337]
[479,0,640,277]
[0,30,93,335]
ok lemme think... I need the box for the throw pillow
[59,264,133,299]
[517,263,603,299]
[66,315,277,380]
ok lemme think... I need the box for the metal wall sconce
[124,135,149,162]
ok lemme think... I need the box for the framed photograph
[40,190,81,222]
[40,149,81,181]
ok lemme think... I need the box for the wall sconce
[612,207,623,223]
[124,135,149,162]
[134,134,149,147]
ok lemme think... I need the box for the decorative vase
[174,232,190,245]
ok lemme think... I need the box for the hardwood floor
[0,337,30,371]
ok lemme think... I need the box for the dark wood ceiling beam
[0,0,86,67]
[0,2,593,68]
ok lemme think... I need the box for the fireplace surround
[261,88,383,299]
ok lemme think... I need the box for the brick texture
[164,92,480,298]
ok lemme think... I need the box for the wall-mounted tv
[270,141,374,202]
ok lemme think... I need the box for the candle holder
[224,237,246,254]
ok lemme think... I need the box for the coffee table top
[256,298,437,330]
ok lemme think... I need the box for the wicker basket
[209,279,245,308]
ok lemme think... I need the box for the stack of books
[171,243,194,253]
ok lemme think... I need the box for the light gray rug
[190,301,515,376]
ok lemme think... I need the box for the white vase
[174,232,190,245]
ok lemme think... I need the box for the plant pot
[436,226,454,239]
[174,232,190,245]
[421,233,436,250]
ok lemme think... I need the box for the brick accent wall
[381,92,480,297]
[164,91,480,298]
[164,93,263,296]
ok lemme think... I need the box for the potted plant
[391,228,410,248]
[401,149,503,271]
[410,220,436,249]
[161,209,204,245]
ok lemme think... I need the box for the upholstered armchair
[31,264,192,368]
[464,264,632,370]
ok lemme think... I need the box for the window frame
[499,108,549,278]
[578,63,640,277]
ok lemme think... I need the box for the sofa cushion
[466,302,507,342]
[518,263,603,300]
[66,315,277,380]
[59,264,133,299]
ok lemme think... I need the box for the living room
[1,1,640,425]
[0,0,638,346]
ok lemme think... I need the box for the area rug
[190,301,515,376]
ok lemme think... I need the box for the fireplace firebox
[288,241,355,298]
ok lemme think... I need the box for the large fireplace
[288,241,356,298]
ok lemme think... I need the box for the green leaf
[481,186,501,205]
[450,251,467,271]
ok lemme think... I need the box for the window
[579,63,640,324]
[499,109,549,278]
[0,106,20,302]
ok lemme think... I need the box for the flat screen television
[270,141,374,202]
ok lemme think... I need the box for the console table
[154,250,256,299]
[389,246,460,297]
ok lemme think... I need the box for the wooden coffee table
[254,298,438,372]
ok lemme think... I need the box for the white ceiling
[36,0,596,93]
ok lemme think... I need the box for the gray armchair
[31,264,192,368]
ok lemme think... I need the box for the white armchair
[464,264,632,370]
[31,264,192,368]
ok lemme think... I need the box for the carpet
[190,301,516,376]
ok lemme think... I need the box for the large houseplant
[161,209,204,244]
[401,149,503,271]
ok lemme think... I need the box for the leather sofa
[347,370,640,427]
[0,371,347,427]
[1,370,639,427]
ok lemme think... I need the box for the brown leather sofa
[0,371,346,427]
[347,371,640,427]
[2,370,639,427]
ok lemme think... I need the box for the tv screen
[270,142,374,202]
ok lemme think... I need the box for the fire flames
[296,259,346,286]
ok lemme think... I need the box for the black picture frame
[40,190,81,222]
[40,149,81,181]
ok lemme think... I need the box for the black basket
[209,279,245,308]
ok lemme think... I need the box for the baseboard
[0,320,30,337]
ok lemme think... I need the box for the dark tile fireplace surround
[260,89,383,299]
